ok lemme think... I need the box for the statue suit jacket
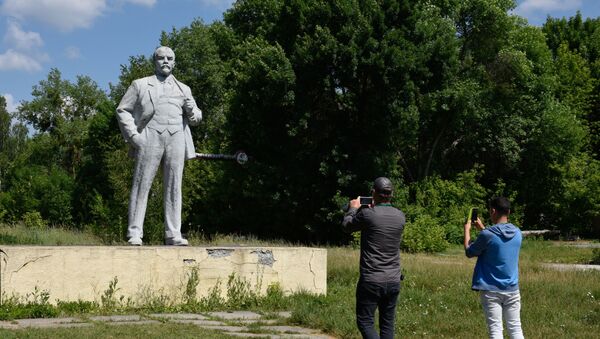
[116,74,202,160]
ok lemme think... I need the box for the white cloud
[516,0,582,13]
[2,93,18,112]
[1,0,159,32]
[0,49,43,72]
[0,21,47,72]
[65,46,81,60]
[4,20,43,51]
[0,0,157,72]
[1,0,108,32]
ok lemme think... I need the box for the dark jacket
[343,204,406,282]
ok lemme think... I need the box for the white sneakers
[128,237,189,246]
[128,237,143,246]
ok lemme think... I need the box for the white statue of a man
[116,46,202,246]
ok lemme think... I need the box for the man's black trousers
[356,279,401,339]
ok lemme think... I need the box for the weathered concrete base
[0,246,326,304]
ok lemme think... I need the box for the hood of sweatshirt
[487,223,518,240]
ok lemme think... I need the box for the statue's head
[153,46,175,77]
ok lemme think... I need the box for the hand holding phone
[359,196,373,207]
[468,207,485,230]
[470,208,478,223]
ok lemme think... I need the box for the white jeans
[480,290,524,339]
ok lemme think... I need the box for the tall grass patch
[0,223,104,245]
[520,239,595,264]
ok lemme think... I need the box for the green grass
[520,239,596,264]
[0,225,598,338]
[0,223,299,247]
[0,223,104,245]
[288,245,599,338]
[185,232,299,247]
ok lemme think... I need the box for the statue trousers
[127,126,185,239]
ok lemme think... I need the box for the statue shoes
[128,237,143,246]
[165,237,189,246]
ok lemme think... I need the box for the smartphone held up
[469,208,478,223]
[359,196,373,207]
[342,196,373,212]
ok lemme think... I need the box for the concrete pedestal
[0,246,327,304]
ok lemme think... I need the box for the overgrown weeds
[0,222,104,246]
[591,248,600,264]
[0,287,57,320]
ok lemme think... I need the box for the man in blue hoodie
[464,196,524,339]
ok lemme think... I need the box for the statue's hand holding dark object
[194,150,249,165]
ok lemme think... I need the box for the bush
[404,169,488,244]
[22,211,47,230]
[592,248,600,265]
[551,154,600,237]
[261,283,287,310]
[56,300,98,314]
[225,273,259,308]
[2,165,75,225]
[0,287,58,320]
[401,214,449,253]
[350,231,360,249]
[0,193,8,221]
[88,191,126,244]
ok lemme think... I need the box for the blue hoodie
[465,223,522,292]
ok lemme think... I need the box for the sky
[1,0,599,116]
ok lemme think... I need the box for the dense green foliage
[1,1,599,246]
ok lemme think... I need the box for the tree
[0,97,11,193]
[74,100,131,240]
[5,0,593,240]
[554,43,594,115]
[217,0,479,240]
[519,98,588,229]
[0,163,74,225]
[0,69,108,226]
[543,13,600,157]
[0,96,9,150]
[109,56,153,104]
[19,68,107,133]
[17,69,108,177]
[0,97,28,194]
[552,153,600,237]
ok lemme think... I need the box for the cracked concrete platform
[0,246,326,303]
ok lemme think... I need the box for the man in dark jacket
[343,177,406,339]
